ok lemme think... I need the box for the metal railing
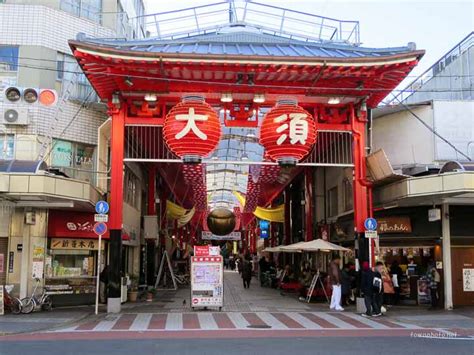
[386,31,474,105]
[123,126,354,167]
[133,0,360,44]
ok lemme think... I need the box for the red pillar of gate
[304,167,314,241]
[109,106,125,230]
[107,105,125,312]
[351,104,373,267]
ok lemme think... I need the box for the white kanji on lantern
[175,107,208,140]
[274,113,309,145]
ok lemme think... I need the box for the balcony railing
[133,0,360,44]
[385,31,474,105]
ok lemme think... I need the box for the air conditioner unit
[1,106,29,125]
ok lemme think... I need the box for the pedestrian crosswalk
[55,312,421,332]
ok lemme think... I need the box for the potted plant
[146,287,157,302]
[128,275,139,302]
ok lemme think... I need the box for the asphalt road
[1,336,473,355]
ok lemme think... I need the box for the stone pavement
[2,271,473,335]
[0,306,92,335]
[124,270,316,313]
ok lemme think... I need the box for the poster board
[0,286,4,315]
[417,279,431,305]
[463,268,474,292]
[191,255,223,310]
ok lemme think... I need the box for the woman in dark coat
[341,263,352,306]
[242,255,253,289]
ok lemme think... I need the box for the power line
[2,62,473,94]
[392,96,472,161]
[6,54,474,79]
[41,90,94,162]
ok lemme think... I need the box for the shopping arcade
[69,1,423,312]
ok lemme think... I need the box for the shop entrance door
[0,237,7,285]
[451,247,474,306]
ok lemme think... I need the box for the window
[0,46,19,71]
[328,186,338,217]
[0,135,15,160]
[60,0,102,23]
[124,167,140,209]
[343,178,353,212]
[51,139,96,182]
[56,53,77,82]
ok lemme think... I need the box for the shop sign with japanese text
[51,238,105,250]
[377,217,412,234]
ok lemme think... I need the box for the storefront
[46,210,108,306]
[448,205,474,306]
[374,207,442,305]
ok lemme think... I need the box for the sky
[144,0,474,89]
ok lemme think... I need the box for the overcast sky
[144,0,473,89]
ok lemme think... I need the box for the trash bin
[356,297,366,314]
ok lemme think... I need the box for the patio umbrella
[295,239,351,253]
[262,246,281,252]
[278,241,307,253]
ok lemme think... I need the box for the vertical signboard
[191,254,223,310]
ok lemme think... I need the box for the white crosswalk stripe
[226,312,250,329]
[93,318,119,331]
[130,313,152,331]
[197,313,218,330]
[53,312,420,332]
[313,312,357,329]
[286,312,323,329]
[256,312,287,329]
[165,313,182,330]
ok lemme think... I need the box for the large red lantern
[163,95,221,163]
[260,99,317,165]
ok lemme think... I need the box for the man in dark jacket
[329,256,344,311]
[390,261,403,305]
[360,261,374,317]
[242,254,253,289]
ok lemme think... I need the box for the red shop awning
[48,210,109,239]
[48,211,130,240]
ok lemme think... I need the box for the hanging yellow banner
[233,191,285,223]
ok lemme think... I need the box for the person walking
[427,262,440,310]
[242,254,253,289]
[360,261,374,317]
[382,264,395,306]
[341,263,353,306]
[390,261,403,305]
[329,256,344,311]
[99,265,108,304]
[372,262,384,317]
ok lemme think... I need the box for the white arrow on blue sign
[95,201,109,215]
[364,218,377,231]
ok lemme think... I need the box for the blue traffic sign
[93,222,107,236]
[95,200,109,214]
[364,218,377,231]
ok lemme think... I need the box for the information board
[0,286,4,315]
[191,255,223,310]
[463,268,474,292]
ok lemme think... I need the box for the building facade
[0,0,146,303]
[371,32,474,308]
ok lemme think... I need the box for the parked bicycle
[3,285,22,314]
[20,278,52,314]
[174,273,190,286]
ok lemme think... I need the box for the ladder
[37,65,81,161]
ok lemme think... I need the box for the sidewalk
[2,271,473,335]
[0,306,93,335]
